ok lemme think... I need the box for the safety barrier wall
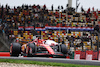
[0,52,10,57]
[74,50,99,61]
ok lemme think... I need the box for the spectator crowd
[0,4,100,51]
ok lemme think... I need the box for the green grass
[0,59,99,67]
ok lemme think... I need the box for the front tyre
[26,43,37,57]
[10,43,21,57]
[61,44,68,54]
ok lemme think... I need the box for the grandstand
[0,3,99,52]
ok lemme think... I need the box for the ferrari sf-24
[10,36,71,58]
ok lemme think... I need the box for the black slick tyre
[26,43,37,57]
[10,43,21,57]
[61,44,67,54]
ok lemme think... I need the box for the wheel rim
[26,46,29,54]
[10,44,13,54]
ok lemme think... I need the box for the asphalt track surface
[0,57,100,66]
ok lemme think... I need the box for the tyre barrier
[74,50,99,61]
[0,52,10,57]
[74,51,81,60]
[80,51,86,59]
[86,51,93,60]
[92,51,98,60]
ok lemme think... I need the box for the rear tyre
[10,43,21,57]
[61,44,67,54]
[26,43,37,57]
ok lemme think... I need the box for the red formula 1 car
[10,36,70,58]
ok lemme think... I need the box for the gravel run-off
[0,62,60,67]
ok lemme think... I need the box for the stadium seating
[0,4,99,51]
